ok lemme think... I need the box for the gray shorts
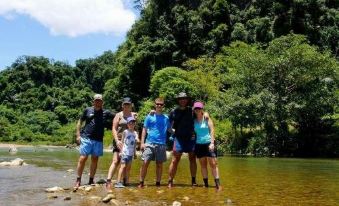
[142,143,167,163]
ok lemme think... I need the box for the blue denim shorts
[80,137,103,157]
[120,155,133,164]
[173,137,195,153]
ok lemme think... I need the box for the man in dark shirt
[74,94,107,188]
[168,92,197,187]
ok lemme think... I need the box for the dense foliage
[0,0,338,156]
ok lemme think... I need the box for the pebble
[172,201,181,206]
[48,195,58,199]
[225,199,233,205]
[64,196,71,201]
[102,194,115,203]
[89,196,102,201]
[156,190,164,194]
[45,186,64,193]
[84,186,93,192]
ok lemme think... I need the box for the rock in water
[9,146,18,154]
[172,201,182,206]
[102,194,115,203]
[64,196,71,201]
[96,179,106,184]
[0,158,24,166]
[66,169,74,173]
[45,186,64,193]
[84,186,93,192]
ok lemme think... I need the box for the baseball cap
[127,116,136,123]
[193,101,204,109]
[122,97,132,104]
[93,94,103,101]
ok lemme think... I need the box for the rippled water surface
[0,146,338,206]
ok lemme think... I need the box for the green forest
[0,0,338,157]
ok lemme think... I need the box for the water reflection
[0,147,338,205]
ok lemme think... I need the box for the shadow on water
[0,147,339,205]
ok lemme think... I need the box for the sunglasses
[155,103,164,106]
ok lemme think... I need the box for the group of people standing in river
[74,92,221,192]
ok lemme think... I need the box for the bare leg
[75,155,88,187]
[156,162,163,183]
[125,162,132,185]
[139,160,151,183]
[168,151,182,187]
[199,157,208,178]
[117,163,126,183]
[208,157,221,190]
[89,156,99,180]
[208,157,219,179]
[188,152,197,185]
[106,152,120,180]
[77,155,88,178]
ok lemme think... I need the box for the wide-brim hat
[176,92,190,99]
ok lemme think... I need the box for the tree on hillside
[222,34,338,156]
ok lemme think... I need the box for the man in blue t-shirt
[139,97,173,188]
[74,94,111,188]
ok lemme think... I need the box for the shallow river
[0,147,338,206]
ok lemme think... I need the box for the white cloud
[0,0,137,37]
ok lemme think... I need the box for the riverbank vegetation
[0,0,338,157]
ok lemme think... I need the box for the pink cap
[193,101,204,109]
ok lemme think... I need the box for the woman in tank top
[193,101,221,190]
[106,97,137,191]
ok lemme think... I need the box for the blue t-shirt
[143,114,170,145]
[194,118,211,144]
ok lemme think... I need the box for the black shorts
[195,143,217,158]
[112,141,121,153]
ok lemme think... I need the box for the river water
[0,147,338,206]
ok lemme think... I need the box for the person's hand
[76,135,81,145]
[149,110,155,115]
[191,132,196,140]
[117,140,123,150]
[209,143,215,152]
[140,143,145,151]
[169,135,174,142]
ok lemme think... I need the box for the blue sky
[0,0,139,70]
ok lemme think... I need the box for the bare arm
[112,113,123,149]
[207,113,216,151]
[135,131,140,144]
[119,130,126,151]
[76,119,83,145]
[140,127,147,151]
